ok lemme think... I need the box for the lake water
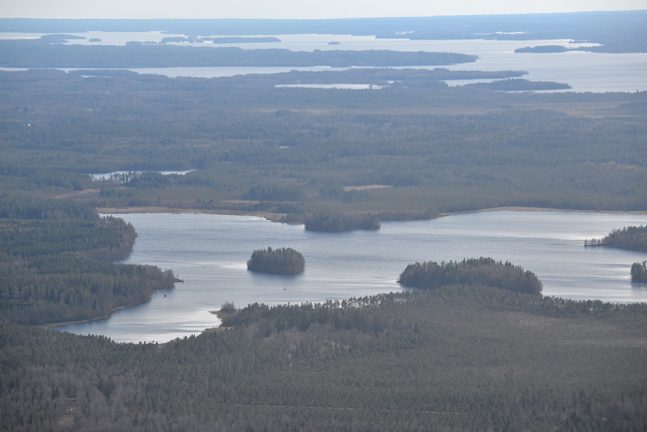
[1,32,647,92]
[58,210,647,343]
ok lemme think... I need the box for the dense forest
[247,247,305,275]
[632,261,647,283]
[2,286,647,431]
[585,225,647,252]
[1,69,645,226]
[0,196,176,324]
[398,257,543,295]
[304,212,381,232]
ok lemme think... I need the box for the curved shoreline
[43,299,152,331]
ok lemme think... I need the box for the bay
[59,210,647,343]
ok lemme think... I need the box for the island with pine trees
[247,247,305,275]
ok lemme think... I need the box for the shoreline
[97,206,287,222]
[42,291,172,332]
[99,205,647,223]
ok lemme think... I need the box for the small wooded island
[247,247,305,275]
[398,257,543,294]
[632,261,647,283]
[585,226,647,282]
[585,225,647,252]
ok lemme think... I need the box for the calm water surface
[59,211,647,343]
[2,32,646,92]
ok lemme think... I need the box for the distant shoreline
[97,206,287,222]
[98,205,647,223]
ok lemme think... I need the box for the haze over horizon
[0,0,646,19]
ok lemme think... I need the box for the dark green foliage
[305,212,380,232]
[585,225,647,252]
[398,257,543,294]
[244,184,305,201]
[2,287,647,431]
[247,247,305,275]
[632,261,647,283]
[2,69,646,219]
[0,196,175,324]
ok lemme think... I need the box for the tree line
[247,247,305,275]
[398,257,543,295]
[0,196,176,324]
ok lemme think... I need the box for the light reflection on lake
[58,210,647,343]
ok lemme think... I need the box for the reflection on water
[58,210,647,343]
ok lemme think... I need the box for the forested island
[398,257,543,294]
[584,225,647,252]
[247,247,305,275]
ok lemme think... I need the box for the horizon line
[1,9,646,21]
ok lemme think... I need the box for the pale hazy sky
[0,0,646,19]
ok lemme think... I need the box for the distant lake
[58,210,647,343]
[1,32,646,92]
